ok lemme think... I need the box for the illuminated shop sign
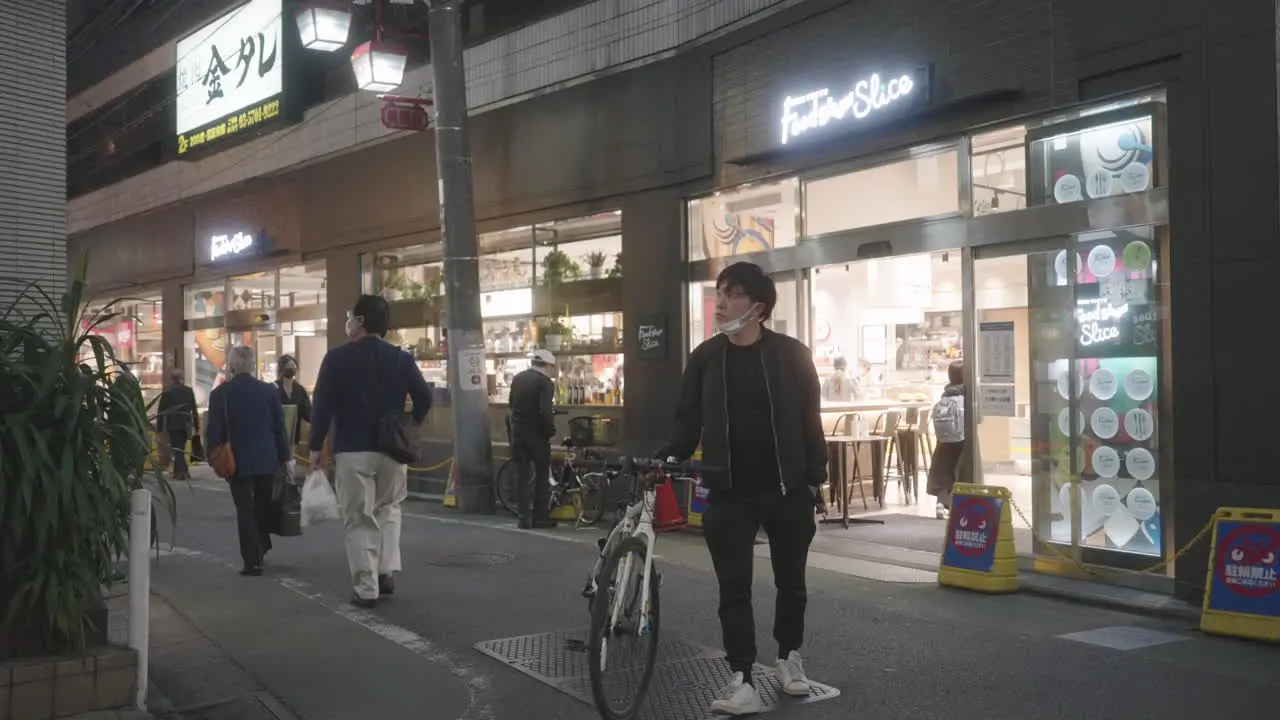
[1076,298,1128,347]
[210,232,256,262]
[175,0,284,155]
[780,66,929,145]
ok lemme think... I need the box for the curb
[1018,577,1202,623]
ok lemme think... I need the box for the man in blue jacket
[309,295,434,608]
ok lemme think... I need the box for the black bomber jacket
[658,328,828,495]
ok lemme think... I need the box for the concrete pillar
[0,3,66,308]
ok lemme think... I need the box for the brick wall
[0,3,66,306]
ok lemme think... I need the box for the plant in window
[542,318,572,352]
[540,248,581,287]
[606,252,622,279]
[584,250,608,279]
[0,252,174,659]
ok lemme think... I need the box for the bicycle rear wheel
[576,472,607,525]
[588,536,659,720]
[494,460,523,517]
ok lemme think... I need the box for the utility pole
[426,0,494,514]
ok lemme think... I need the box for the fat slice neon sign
[780,71,917,145]
[1077,298,1129,346]
[210,231,255,261]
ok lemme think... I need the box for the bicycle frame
[588,483,658,635]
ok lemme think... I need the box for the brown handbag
[208,390,236,479]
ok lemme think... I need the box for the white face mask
[716,305,760,336]
[345,316,362,338]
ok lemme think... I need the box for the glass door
[968,226,1170,572]
[969,238,1079,562]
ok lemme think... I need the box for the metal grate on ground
[475,629,839,718]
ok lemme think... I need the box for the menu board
[1050,228,1162,557]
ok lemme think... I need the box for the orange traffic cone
[654,478,687,532]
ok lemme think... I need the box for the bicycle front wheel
[588,536,659,720]
[494,460,523,517]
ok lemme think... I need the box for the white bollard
[128,489,152,710]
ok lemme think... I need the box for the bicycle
[495,411,608,525]
[577,456,719,720]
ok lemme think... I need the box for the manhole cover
[424,551,514,567]
[475,629,839,717]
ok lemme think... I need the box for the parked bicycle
[577,456,719,720]
[495,410,608,526]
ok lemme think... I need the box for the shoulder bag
[207,388,237,478]
[368,342,419,465]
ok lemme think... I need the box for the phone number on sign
[178,98,281,155]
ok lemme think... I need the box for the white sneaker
[775,651,812,696]
[710,671,764,715]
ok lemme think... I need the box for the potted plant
[606,252,622,279]
[0,252,174,659]
[541,248,581,286]
[584,250,608,279]
[543,318,571,352]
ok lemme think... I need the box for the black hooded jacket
[658,328,827,495]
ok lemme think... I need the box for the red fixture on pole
[378,94,433,131]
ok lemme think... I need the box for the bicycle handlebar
[575,456,724,478]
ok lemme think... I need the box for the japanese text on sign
[178,98,281,155]
[176,0,283,135]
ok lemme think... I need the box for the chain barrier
[1005,494,1214,577]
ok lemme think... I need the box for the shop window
[184,280,226,320]
[1027,102,1162,207]
[534,234,622,284]
[687,178,799,262]
[82,294,165,405]
[278,263,327,308]
[480,248,534,292]
[803,151,960,237]
[228,272,275,311]
[809,251,962,406]
[971,126,1028,216]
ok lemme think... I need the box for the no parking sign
[937,484,1018,594]
[1201,508,1280,642]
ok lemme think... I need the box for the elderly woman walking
[207,345,292,576]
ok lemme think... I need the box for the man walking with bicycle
[508,348,559,529]
[658,262,826,715]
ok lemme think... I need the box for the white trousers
[334,451,408,600]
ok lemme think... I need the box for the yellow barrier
[937,483,1018,594]
[1200,507,1280,642]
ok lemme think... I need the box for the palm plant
[0,251,173,655]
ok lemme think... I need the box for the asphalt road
[147,478,1278,720]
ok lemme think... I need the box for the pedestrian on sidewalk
[157,367,199,480]
[658,262,826,716]
[206,345,293,576]
[507,348,559,529]
[308,294,434,608]
[275,354,312,447]
[927,360,969,519]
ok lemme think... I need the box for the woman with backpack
[927,361,970,519]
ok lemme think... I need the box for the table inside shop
[822,435,889,528]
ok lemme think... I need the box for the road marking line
[160,546,495,720]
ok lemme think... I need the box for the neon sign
[1077,298,1129,346]
[780,71,917,145]
[210,231,255,261]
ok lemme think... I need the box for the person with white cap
[507,348,559,529]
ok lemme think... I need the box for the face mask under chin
[717,306,759,336]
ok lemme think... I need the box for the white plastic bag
[301,471,340,527]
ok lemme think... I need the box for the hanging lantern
[294,3,352,52]
[350,40,408,93]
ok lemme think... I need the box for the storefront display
[82,295,165,404]
[366,213,626,411]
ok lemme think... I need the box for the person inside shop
[507,349,559,530]
[157,367,199,481]
[927,360,970,520]
[821,356,859,403]
[309,295,434,608]
[657,261,826,716]
[206,346,293,576]
[274,354,312,447]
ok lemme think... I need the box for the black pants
[167,430,189,478]
[704,488,816,677]
[229,474,275,568]
[511,433,552,521]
